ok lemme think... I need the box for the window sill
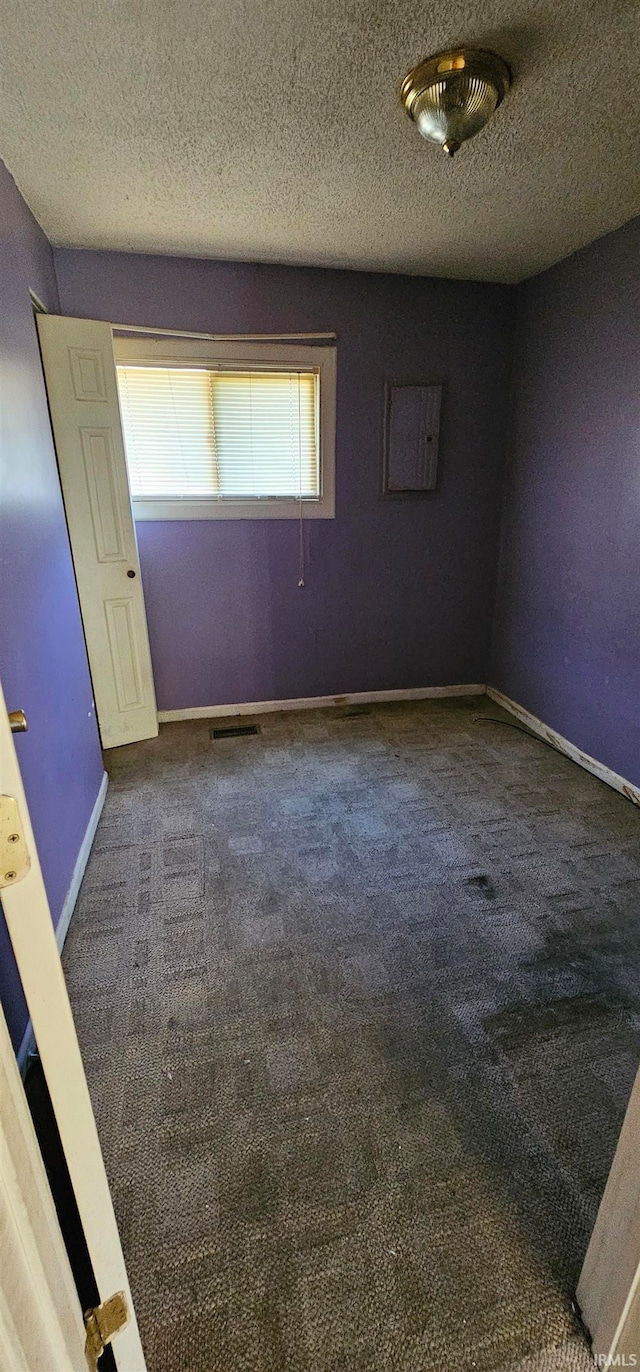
[131,497,335,521]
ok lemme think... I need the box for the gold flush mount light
[400,47,511,157]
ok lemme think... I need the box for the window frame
[112,336,336,520]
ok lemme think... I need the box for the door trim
[0,999,87,1371]
[16,770,108,1072]
[0,677,147,1370]
[577,1063,640,1363]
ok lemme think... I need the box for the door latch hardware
[84,1291,128,1371]
[0,796,30,888]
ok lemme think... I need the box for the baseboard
[486,687,640,807]
[55,770,109,952]
[157,684,487,723]
[17,770,108,1074]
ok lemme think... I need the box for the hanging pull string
[297,373,305,587]
[298,503,305,588]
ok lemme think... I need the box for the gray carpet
[62,696,640,1371]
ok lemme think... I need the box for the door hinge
[0,795,30,889]
[84,1291,128,1371]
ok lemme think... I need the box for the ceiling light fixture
[400,47,510,158]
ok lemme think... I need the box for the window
[113,338,336,519]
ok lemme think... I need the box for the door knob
[126,569,136,579]
[8,710,28,734]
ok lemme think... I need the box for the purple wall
[0,162,105,1050]
[1,176,636,1052]
[54,249,515,710]
[491,215,640,788]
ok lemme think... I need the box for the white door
[0,997,87,1372]
[37,314,158,749]
[0,679,147,1370]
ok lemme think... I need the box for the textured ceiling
[1,0,639,282]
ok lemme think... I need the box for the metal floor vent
[210,723,260,740]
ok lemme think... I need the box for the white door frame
[0,677,147,1370]
[0,995,87,1371]
[578,1062,640,1364]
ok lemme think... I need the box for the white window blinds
[116,364,319,501]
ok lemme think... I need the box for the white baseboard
[486,687,640,808]
[55,770,108,952]
[157,683,487,723]
[17,771,108,1073]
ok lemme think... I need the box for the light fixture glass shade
[400,49,510,156]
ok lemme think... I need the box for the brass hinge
[84,1291,128,1371]
[0,795,30,889]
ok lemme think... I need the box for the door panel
[37,315,158,748]
[106,598,146,709]
[81,428,127,562]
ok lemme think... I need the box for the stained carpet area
[62,697,640,1371]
